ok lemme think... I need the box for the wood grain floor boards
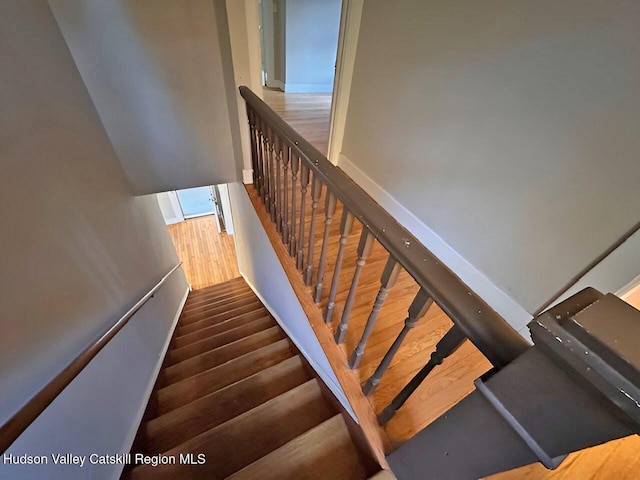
[154,339,297,416]
[167,215,240,290]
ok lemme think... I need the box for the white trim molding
[338,153,533,339]
[327,0,364,165]
[242,168,254,184]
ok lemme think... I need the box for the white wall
[48,0,240,195]
[339,0,640,317]
[156,191,184,225]
[0,2,188,477]
[285,0,341,93]
[227,183,355,418]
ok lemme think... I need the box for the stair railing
[0,263,183,453]
[239,86,529,423]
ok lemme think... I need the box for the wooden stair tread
[176,301,265,335]
[153,339,296,416]
[129,380,335,479]
[158,327,286,387]
[172,310,271,348]
[229,414,368,480]
[165,316,276,366]
[183,287,254,310]
[144,355,311,453]
[181,290,257,317]
[180,294,261,324]
[176,302,267,336]
[187,277,247,297]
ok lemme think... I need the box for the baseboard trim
[337,153,533,338]
[117,284,189,478]
[242,168,254,184]
[284,83,334,93]
[240,274,357,421]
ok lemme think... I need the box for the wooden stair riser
[165,317,276,366]
[158,327,286,387]
[171,311,271,349]
[176,303,267,336]
[177,300,263,331]
[180,293,259,322]
[186,278,247,299]
[144,356,311,453]
[229,415,367,480]
[154,339,297,417]
[129,381,334,479]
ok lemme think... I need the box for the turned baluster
[267,125,277,223]
[314,193,337,303]
[289,153,299,256]
[304,176,323,286]
[335,229,374,344]
[324,209,354,323]
[349,256,401,369]
[247,106,259,186]
[296,164,310,270]
[363,288,434,395]
[281,142,290,244]
[254,113,265,199]
[259,117,269,207]
[274,134,283,233]
[378,325,466,424]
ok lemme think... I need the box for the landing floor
[167,215,240,290]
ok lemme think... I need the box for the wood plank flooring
[262,89,331,155]
[167,215,240,290]
[260,89,640,479]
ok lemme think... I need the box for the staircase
[124,277,390,479]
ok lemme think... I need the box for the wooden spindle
[296,164,310,270]
[324,209,354,323]
[304,176,323,286]
[349,256,401,369]
[259,117,269,206]
[274,134,283,233]
[378,325,466,424]
[363,288,434,395]
[289,153,299,256]
[267,125,277,223]
[247,107,259,186]
[255,113,265,199]
[281,142,290,244]
[314,193,337,303]
[335,229,374,344]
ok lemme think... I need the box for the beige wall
[49,0,240,195]
[0,2,188,471]
[340,0,640,315]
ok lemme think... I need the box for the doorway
[175,186,215,219]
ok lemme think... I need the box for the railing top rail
[0,262,183,453]
[240,85,529,366]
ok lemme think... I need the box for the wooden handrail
[0,262,183,453]
[240,85,529,369]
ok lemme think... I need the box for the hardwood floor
[167,215,240,290]
[260,88,640,479]
[262,89,331,155]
